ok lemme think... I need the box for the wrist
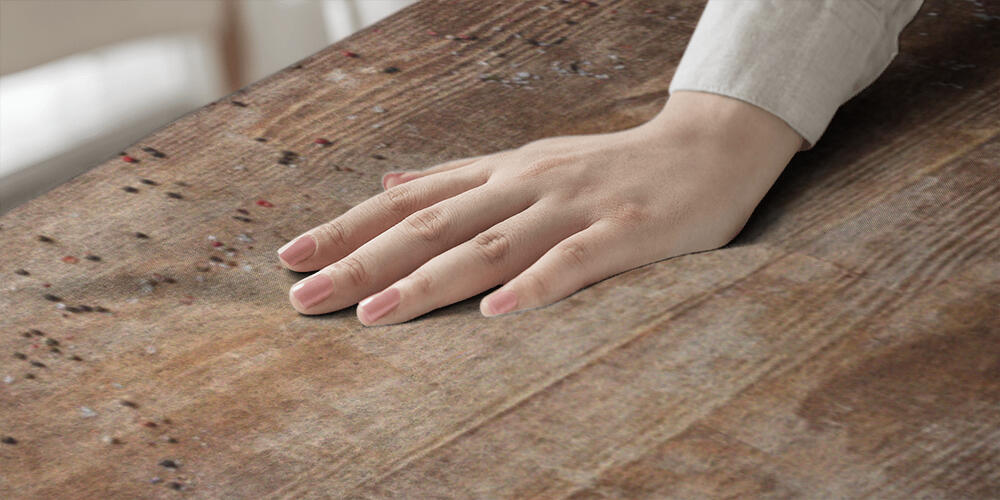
[646,90,804,163]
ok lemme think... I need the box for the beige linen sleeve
[669,0,925,150]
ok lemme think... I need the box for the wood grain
[1,0,997,498]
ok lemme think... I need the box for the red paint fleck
[142,421,158,428]
[62,256,79,264]
[42,283,52,288]
[32,344,39,349]
[427,29,438,36]
[314,138,331,145]
[211,241,223,247]
[341,50,359,58]
[458,34,474,40]
[179,295,195,305]
[645,8,656,14]
[256,200,274,208]
[121,155,137,163]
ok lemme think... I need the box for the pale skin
[277,90,803,325]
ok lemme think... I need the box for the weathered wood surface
[1,0,998,498]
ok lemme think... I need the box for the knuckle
[407,270,435,296]
[315,220,349,248]
[556,240,590,268]
[518,272,549,300]
[605,202,648,228]
[336,256,371,287]
[517,155,573,180]
[404,206,449,242]
[380,185,417,217]
[471,231,512,265]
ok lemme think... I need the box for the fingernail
[395,172,420,183]
[486,290,518,316]
[381,172,403,189]
[278,235,316,265]
[358,287,400,324]
[291,274,333,309]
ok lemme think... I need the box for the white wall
[0,0,415,214]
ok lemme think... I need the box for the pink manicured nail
[278,235,316,265]
[291,274,333,309]
[486,290,518,316]
[381,172,403,189]
[358,287,400,323]
[395,172,420,183]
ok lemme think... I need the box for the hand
[277,91,803,325]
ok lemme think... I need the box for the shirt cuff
[668,0,923,150]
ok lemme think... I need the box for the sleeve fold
[668,0,924,150]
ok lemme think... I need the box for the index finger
[278,166,488,271]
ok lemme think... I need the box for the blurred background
[0,0,415,214]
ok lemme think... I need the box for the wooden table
[2,0,998,497]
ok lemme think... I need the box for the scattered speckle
[15,269,30,276]
[123,186,140,193]
[43,293,62,302]
[383,66,400,74]
[141,146,167,158]
[85,254,102,262]
[136,232,150,239]
[166,192,184,200]
[13,352,27,360]
[278,151,299,166]
[158,459,180,469]
[38,235,55,243]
